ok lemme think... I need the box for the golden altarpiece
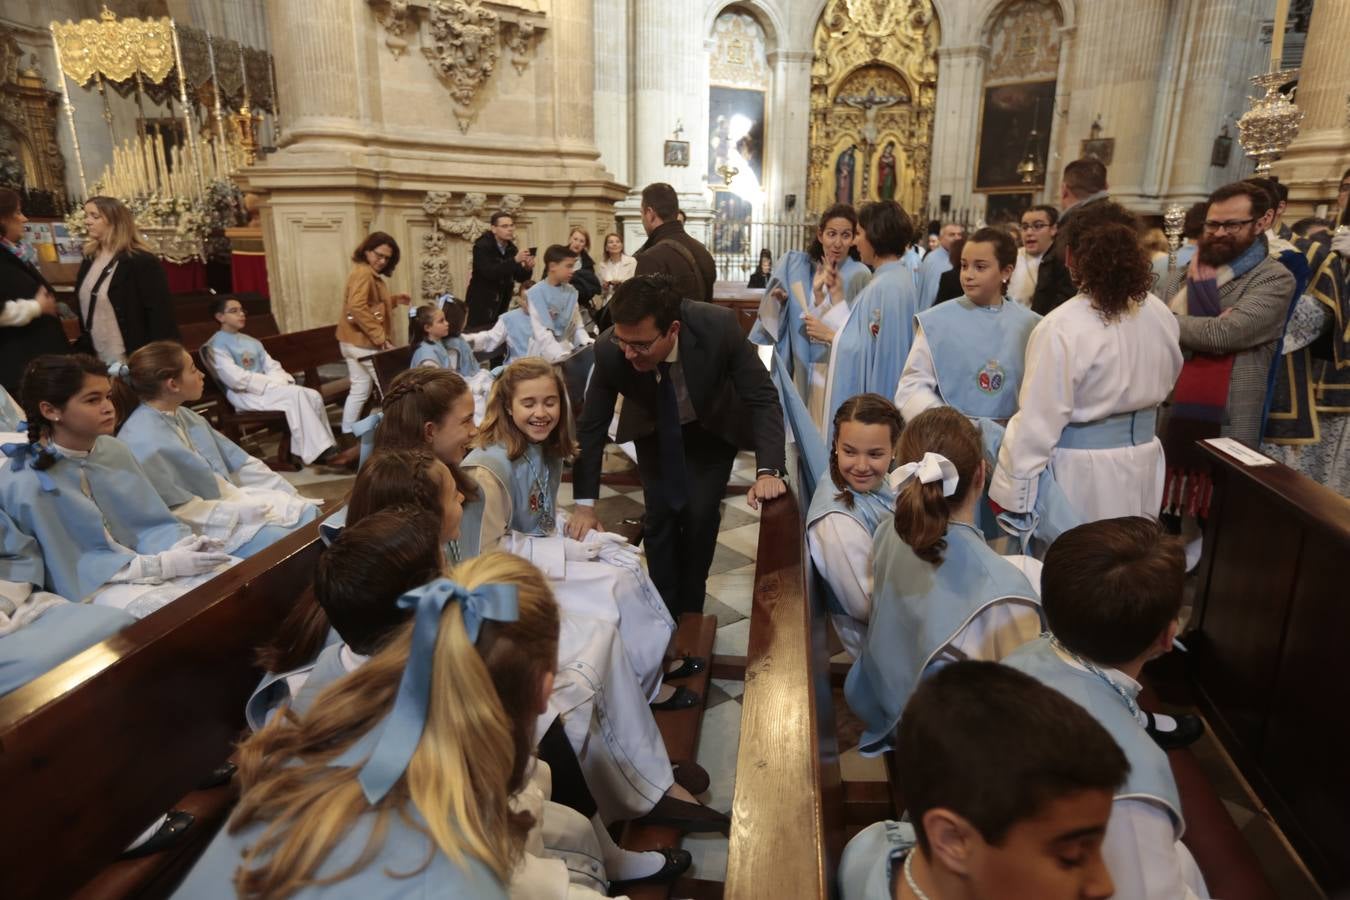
[807,0,939,215]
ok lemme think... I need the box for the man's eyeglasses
[1202,218,1256,235]
[609,334,660,355]
[1020,221,1052,232]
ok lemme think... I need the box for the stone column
[1270,0,1350,216]
[767,49,813,215]
[620,0,711,244]
[265,0,366,145]
[592,0,631,186]
[928,44,987,219]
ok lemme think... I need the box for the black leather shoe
[635,796,730,834]
[650,685,701,711]
[672,759,710,795]
[1145,711,1204,751]
[608,847,693,892]
[664,655,706,681]
[120,810,194,859]
[197,761,237,790]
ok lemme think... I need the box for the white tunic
[1007,248,1043,307]
[207,344,337,465]
[893,325,941,423]
[806,512,873,659]
[989,293,1182,523]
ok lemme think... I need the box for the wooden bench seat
[372,343,415,395]
[259,325,351,407]
[0,522,326,900]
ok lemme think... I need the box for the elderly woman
[335,231,410,433]
[0,188,68,395]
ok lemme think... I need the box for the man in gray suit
[1163,181,1296,447]
[567,275,786,617]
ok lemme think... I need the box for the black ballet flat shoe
[664,655,706,681]
[635,796,731,835]
[671,759,711,795]
[120,810,194,860]
[1144,711,1205,751]
[650,685,701,711]
[196,761,237,790]
[608,847,693,893]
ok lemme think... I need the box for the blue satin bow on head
[352,576,519,804]
[1,425,56,492]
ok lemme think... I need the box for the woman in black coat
[0,188,70,395]
[72,195,178,363]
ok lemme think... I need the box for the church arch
[704,0,784,55]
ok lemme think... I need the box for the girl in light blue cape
[825,201,925,428]
[845,408,1043,756]
[751,206,872,429]
[0,354,234,619]
[805,393,901,658]
[175,549,561,900]
[460,358,675,704]
[409,297,494,422]
[115,341,321,559]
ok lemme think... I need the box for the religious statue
[835,146,857,205]
[840,87,902,146]
[877,141,897,201]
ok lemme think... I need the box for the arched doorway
[806,0,938,215]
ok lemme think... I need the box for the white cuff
[573,498,596,507]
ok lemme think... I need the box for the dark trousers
[636,423,739,619]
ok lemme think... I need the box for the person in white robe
[990,203,1182,544]
[202,297,339,465]
[526,247,594,364]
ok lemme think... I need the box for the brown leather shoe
[634,795,730,834]
[322,443,360,470]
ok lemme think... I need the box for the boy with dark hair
[524,243,592,363]
[1004,516,1210,900]
[840,659,1127,900]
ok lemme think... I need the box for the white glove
[223,501,270,525]
[1332,228,1350,258]
[562,537,600,562]
[155,547,231,580]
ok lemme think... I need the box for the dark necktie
[657,361,688,511]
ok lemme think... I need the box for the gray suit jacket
[1165,255,1296,446]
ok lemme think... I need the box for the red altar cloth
[160,259,208,294]
[231,251,270,298]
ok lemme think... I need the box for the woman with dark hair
[823,200,922,427]
[990,202,1183,548]
[0,188,69,395]
[336,231,411,434]
[750,203,871,427]
[747,248,772,289]
[72,195,178,365]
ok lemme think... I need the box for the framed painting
[663,140,690,167]
[974,80,1056,190]
[708,86,765,185]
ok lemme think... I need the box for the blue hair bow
[107,362,130,379]
[1,429,56,492]
[353,577,519,803]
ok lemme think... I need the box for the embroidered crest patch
[869,308,882,338]
[977,360,1005,394]
[240,352,257,370]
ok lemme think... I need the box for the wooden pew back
[724,487,842,899]
[171,292,271,325]
[259,325,351,406]
[1191,444,1350,891]
[372,344,415,396]
[179,313,281,352]
[0,524,324,899]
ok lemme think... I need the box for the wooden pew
[723,487,842,899]
[0,521,326,900]
[260,325,351,408]
[178,312,280,352]
[171,291,270,325]
[372,344,415,396]
[1187,442,1350,892]
[710,281,761,340]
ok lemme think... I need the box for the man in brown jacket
[633,183,717,301]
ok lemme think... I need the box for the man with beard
[1161,181,1295,493]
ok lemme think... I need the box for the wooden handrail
[724,488,842,899]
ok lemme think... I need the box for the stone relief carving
[985,0,1062,85]
[418,191,527,299]
[710,12,768,90]
[366,0,547,131]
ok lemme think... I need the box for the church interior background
[1,0,1345,895]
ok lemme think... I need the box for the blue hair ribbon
[1,429,56,492]
[108,362,130,379]
[353,577,519,803]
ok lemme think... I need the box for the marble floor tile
[707,542,754,576]
[716,523,762,560]
[717,502,758,531]
[703,596,746,628]
[840,747,887,783]
[711,677,745,700]
[721,491,762,519]
[705,564,756,619]
[684,699,743,881]
[712,618,751,656]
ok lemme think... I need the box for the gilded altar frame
[0,27,67,210]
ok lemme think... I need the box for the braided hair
[374,366,479,500]
[19,354,109,471]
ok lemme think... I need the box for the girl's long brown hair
[892,407,983,565]
[829,393,902,508]
[475,357,576,461]
[231,551,559,899]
